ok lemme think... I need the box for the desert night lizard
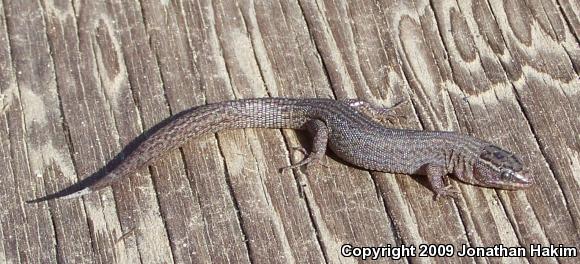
[27,98,532,203]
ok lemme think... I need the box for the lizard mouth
[474,168,533,190]
[507,171,533,189]
[496,175,533,190]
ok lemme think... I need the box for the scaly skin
[27,98,532,203]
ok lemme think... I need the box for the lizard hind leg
[280,119,329,172]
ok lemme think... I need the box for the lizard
[27,98,532,203]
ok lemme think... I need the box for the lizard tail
[26,185,91,203]
[26,98,308,203]
[26,171,103,203]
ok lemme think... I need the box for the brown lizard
[27,98,532,203]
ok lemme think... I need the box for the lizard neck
[444,135,488,185]
[445,149,473,184]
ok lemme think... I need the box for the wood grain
[0,0,578,263]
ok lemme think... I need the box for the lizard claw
[433,186,461,201]
[381,99,409,123]
[379,114,407,124]
[279,147,325,173]
[290,147,308,156]
[279,166,290,173]
[278,160,309,173]
[279,156,319,173]
[281,147,306,172]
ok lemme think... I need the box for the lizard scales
[28,98,532,203]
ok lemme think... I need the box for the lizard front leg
[280,119,328,172]
[423,163,460,200]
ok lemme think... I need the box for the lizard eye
[500,171,511,179]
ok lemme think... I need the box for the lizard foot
[376,113,407,124]
[290,146,308,156]
[279,147,320,173]
[344,99,409,125]
[433,186,461,201]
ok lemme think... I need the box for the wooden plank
[295,0,415,263]
[299,1,476,263]
[243,1,401,262]
[184,0,329,262]
[135,0,251,263]
[91,0,176,262]
[1,0,578,263]
[382,0,579,262]
[40,0,144,262]
[538,0,580,70]
[2,0,95,263]
[483,0,579,247]
[0,2,58,263]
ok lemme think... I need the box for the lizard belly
[327,130,432,175]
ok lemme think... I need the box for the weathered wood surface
[0,0,578,263]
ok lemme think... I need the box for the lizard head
[471,145,532,189]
